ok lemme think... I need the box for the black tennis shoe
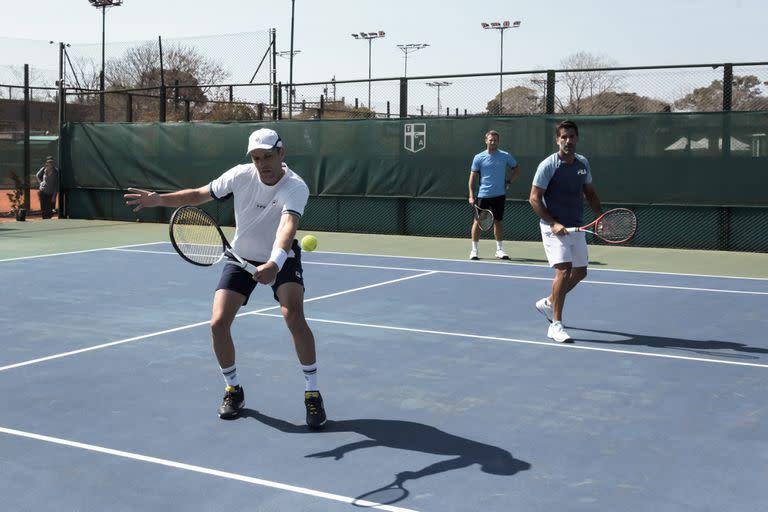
[304,391,327,430]
[218,385,244,419]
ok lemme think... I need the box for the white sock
[471,241,478,251]
[496,241,504,251]
[221,364,239,388]
[302,363,318,391]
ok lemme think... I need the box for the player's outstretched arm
[124,186,211,212]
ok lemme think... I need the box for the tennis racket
[169,206,258,274]
[472,201,494,231]
[566,207,637,244]
[353,475,409,507]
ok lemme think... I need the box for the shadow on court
[242,409,531,505]
[574,327,768,359]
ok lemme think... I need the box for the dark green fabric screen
[62,112,768,207]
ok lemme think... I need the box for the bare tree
[106,41,230,121]
[557,52,623,113]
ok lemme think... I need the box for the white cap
[246,128,283,155]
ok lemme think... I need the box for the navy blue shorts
[477,195,506,221]
[216,239,304,305]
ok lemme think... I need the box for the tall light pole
[351,31,385,111]
[481,20,521,115]
[426,81,452,116]
[289,0,296,118]
[88,0,123,122]
[278,50,301,109]
[396,43,429,78]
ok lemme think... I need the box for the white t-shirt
[208,162,309,262]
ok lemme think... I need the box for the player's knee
[281,305,305,330]
[210,315,232,337]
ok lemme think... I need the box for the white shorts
[540,223,589,267]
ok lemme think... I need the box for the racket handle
[565,227,578,233]
[226,259,259,275]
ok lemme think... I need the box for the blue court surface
[2,243,767,511]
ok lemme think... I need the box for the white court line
[0,242,166,263]
[0,426,417,512]
[303,262,768,296]
[252,312,768,369]
[95,247,768,295]
[5,242,765,282]
[0,271,436,373]
[310,249,768,281]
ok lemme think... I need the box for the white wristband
[268,247,288,271]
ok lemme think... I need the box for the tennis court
[2,220,767,511]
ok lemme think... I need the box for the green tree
[674,75,767,111]
[486,85,540,115]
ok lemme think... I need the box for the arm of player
[529,184,567,235]
[124,186,212,212]
[468,171,478,204]
[506,164,521,189]
[583,183,603,217]
[253,212,300,284]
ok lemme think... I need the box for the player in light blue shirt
[468,130,520,260]
[529,120,602,343]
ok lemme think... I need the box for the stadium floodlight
[396,43,429,78]
[481,19,522,115]
[350,30,385,111]
[426,81,452,115]
[88,0,124,122]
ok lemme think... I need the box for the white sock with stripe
[301,363,318,391]
[221,364,239,388]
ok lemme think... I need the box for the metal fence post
[399,78,408,118]
[23,65,31,213]
[159,85,166,122]
[722,63,733,158]
[276,81,283,120]
[546,70,556,114]
[722,63,733,112]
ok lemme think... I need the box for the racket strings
[475,207,494,231]
[596,209,637,242]
[171,208,224,264]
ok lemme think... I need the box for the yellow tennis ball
[301,234,318,252]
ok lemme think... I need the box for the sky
[1,0,766,113]
[1,0,765,82]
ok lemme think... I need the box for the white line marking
[300,262,768,295]
[316,249,768,281]
[0,242,166,263]
[0,271,436,373]
[94,250,768,295]
[6,242,766,282]
[252,313,768,369]
[0,426,418,512]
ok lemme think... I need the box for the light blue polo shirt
[471,149,518,198]
[532,152,592,227]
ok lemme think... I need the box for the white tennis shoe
[535,297,553,323]
[547,321,573,343]
[495,249,510,260]
[469,249,479,260]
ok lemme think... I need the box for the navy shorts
[216,239,304,305]
[477,195,506,221]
